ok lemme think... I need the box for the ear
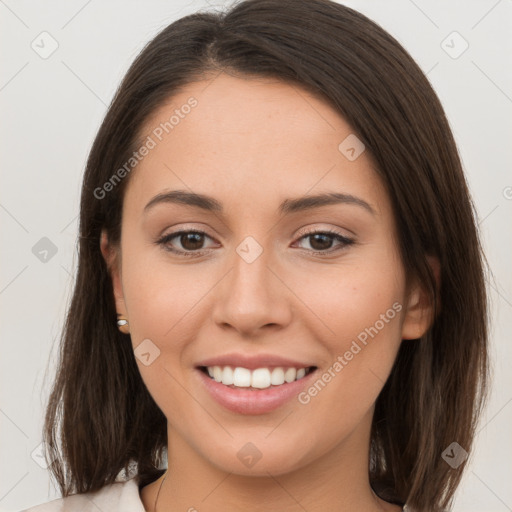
[401,255,441,340]
[100,229,126,314]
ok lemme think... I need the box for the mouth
[194,363,320,414]
[196,365,318,390]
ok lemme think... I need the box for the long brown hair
[42,1,490,510]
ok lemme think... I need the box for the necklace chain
[153,470,168,512]
[151,470,405,511]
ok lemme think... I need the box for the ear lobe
[401,255,441,340]
[100,229,125,310]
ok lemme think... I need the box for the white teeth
[284,367,296,383]
[233,367,252,387]
[222,366,234,385]
[204,365,311,388]
[251,368,271,389]
[213,366,222,382]
[270,367,284,385]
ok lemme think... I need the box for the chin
[202,437,313,477]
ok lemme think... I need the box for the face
[102,72,432,477]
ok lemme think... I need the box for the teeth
[270,367,284,385]
[221,366,234,385]
[233,367,252,387]
[205,366,310,389]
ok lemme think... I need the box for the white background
[1,0,511,510]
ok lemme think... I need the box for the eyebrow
[143,189,376,216]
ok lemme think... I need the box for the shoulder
[22,476,145,512]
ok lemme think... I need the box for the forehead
[124,72,388,220]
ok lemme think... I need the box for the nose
[211,242,292,338]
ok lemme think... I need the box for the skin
[101,72,437,512]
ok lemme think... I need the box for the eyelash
[155,228,355,258]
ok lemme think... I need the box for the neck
[141,411,401,512]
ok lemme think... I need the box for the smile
[195,365,319,415]
[199,365,316,389]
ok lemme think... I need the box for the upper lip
[195,353,316,370]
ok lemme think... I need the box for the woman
[25,0,490,511]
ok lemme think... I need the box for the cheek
[294,298,403,453]
[121,239,209,340]
[120,254,201,413]
[292,254,404,413]
[292,258,403,343]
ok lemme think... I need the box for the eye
[155,228,355,258]
[293,229,355,255]
[156,230,216,257]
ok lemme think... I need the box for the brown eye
[178,232,205,251]
[156,230,216,257]
[308,233,335,251]
[156,228,354,258]
[295,230,355,255]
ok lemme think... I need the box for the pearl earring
[116,313,130,334]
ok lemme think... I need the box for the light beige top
[23,476,145,512]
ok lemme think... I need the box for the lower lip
[195,367,317,415]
